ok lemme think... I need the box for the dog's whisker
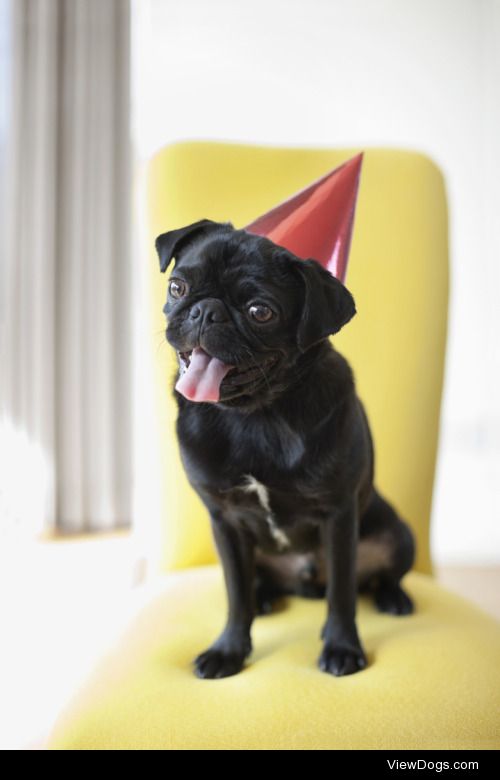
[153,331,170,358]
[155,342,166,358]
[241,345,272,392]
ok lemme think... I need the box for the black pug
[156,218,415,679]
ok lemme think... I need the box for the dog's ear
[155,219,233,273]
[292,259,356,352]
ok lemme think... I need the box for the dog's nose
[189,298,229,325]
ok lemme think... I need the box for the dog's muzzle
[175,347,278,404]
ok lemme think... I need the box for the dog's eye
[248,303,274,323]
[169,278,188,299]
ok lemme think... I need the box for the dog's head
[155,219,355,410]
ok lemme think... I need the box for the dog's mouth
[175,347,278,403]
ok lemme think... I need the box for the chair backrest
[146,142,448,575]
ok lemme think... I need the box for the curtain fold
[0,0,132,536]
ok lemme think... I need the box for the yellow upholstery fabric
[146,142,448,574]
[48,143,500,749]
[49,565,500,749]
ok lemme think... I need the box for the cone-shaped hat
[243,153,363,282]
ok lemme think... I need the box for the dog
[155,218,415,679]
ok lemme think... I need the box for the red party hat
[243,153,363,282]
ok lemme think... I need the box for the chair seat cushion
[48,566,500,749]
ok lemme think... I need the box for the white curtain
[0,0,132,536]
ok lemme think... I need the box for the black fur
[156,219,415,679]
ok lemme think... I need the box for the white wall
[131,0,500,564]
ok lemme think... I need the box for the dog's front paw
[318,644,367,677]
[194,647,246,679]
[194,633,251,679]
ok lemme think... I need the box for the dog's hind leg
[254,564,289,615]
[254,551,325,614]
[357,489,415,615]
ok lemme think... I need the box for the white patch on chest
[240,474,291,551]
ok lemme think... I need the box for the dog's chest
[239,474,291,551]
[220,473,322,553]
[179,406,326,551]
[230,412,306,472]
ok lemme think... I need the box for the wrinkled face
[156,220,356,410]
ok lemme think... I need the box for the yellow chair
[49,142,500,749]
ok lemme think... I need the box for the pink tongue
[175,346,234,403]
